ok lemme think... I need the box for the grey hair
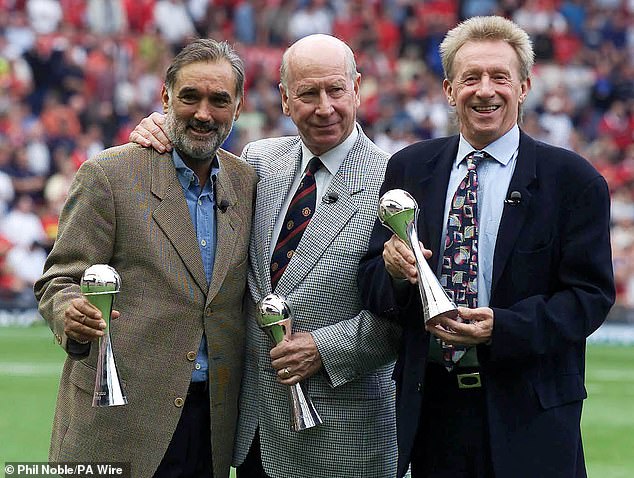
[165,38,245,99]
[440,16,534,82]
[279,35,358,89]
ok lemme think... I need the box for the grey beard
[164,112,229,161]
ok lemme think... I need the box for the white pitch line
[0,363,62,377]
[586,368,634,382]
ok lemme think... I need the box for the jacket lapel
[253,144,302,294]
[418,138,458,272]
[275,173,358,294]
[491,131,537,294]
[208,151,242,300]
[151,153,208,295]
[274,134,372,294]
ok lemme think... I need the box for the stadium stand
[0,0,631,320]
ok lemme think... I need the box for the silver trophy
[378,189,458,323]
[256,294,323,431]
[80,264,127,407]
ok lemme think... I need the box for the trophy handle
[406,223,458,323]
[288,381,323,431]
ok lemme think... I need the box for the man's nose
[315,90,334,115]
[194,102,213,121]
[477,76,495,98]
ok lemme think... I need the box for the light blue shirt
[430,126,520,366]
[440,125,520,307]
[173,150,219,382]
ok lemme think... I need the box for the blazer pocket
[309,372,384,400]
[69,359,127,395]
[511,237,555,292]
[532,373,587,410]
[69,360,98,394]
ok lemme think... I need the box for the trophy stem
[406,223,458,323]
[288,382,323,431]
[93,333,128,407]
[87,292,127,407]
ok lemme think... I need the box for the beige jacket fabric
[35,143,257,478]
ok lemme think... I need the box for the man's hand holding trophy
[79,264,127,407]
[256,294,323,432]
[378,189,458,324]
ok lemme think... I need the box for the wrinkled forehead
[287,42,349,81]
[171,60,239,96]
[452,40,521,74]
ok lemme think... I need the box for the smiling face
[280,37,360,156]
[162,59,242,164]
[443,40,530,150]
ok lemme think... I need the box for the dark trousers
[410,363,494,478]
[236,430,270,478]
[154,381,213,478]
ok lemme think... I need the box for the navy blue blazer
[358,131,615,478]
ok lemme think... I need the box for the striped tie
[270,157,322,290]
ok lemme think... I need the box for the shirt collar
[172,150,220,191]
[300,124,359,176]
[456,124,520,167]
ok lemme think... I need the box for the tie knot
[466,150,488,170]
[306,156,322,176]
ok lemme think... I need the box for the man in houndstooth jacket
[131,34,400,478]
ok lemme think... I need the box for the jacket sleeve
[358,155,418,325]
[311,309,401,388]
[34,159,116,356]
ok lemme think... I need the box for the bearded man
[34,39,257,478]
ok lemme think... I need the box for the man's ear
[161,85,170,113]
[442,79,454,106]
[234,96,244,121]
[353,72,361,108]
[279,83,290,116]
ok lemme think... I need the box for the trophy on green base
[81,264,127,407]
[256,293,323,431]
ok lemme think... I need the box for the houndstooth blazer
[35,143,257,478]
[233,126,400,478]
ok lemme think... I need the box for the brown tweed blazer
[35,143,257,478]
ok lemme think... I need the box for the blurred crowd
[0,0,632,315]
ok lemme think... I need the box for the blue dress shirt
[173,151,219,382]
[431,126,519,366]
[441,125,520,307]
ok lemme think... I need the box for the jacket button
[186,351,197,361]
[174,397,184,407]
[205,306,213,317]
[56,334,62,344]
[417,382,423,393]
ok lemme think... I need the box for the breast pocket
[510,237,555,295]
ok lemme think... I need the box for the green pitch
[1,324,632,477]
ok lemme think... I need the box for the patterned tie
[270,156,322,290]
[439,150,486,370]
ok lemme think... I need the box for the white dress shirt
[270,127,359,258]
